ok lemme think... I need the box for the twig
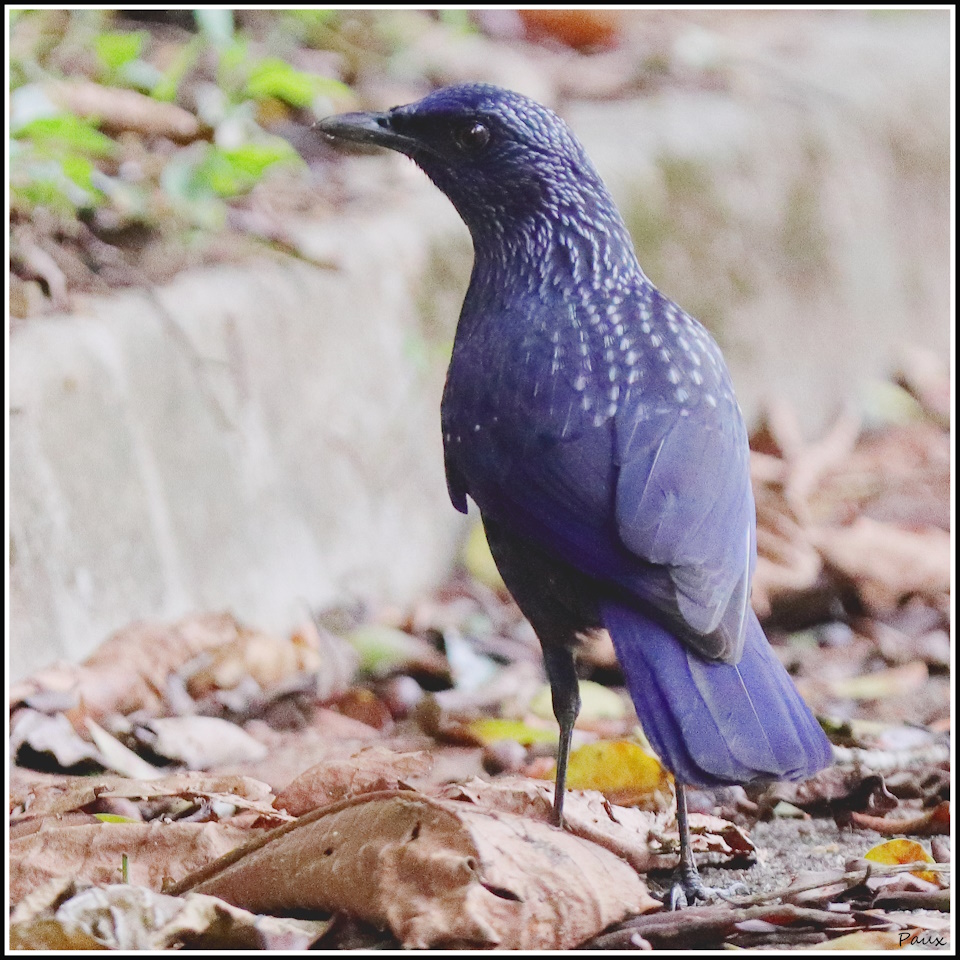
[587,903,855,951]
[723,860,951,909]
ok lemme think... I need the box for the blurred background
[8,8,951,679]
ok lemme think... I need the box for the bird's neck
[464,198,645,313]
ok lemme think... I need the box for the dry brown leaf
[101,772,276,805]
[136,716,269,769]
[752,499,823,614]
[331,687,395,730]
[11,770,277,823]
[758,767,897,819]
[177,790,657,949]
[10,709,104,769]
[439,775,565,818]
[811,518,950,612]
[876,800,950,837]
[46,80,201,141]
[10,919,108,950]
[756,400,806,461]
[687,812,756,857]
[12,775,132,822]
[29,614,259,722]
[11,237,70,311]
[442,776,752,872]
[275,746,434,816]
[819,421,949,526]
[84,718,164,780]
[519,9,624,49]
[9,766,83,815]
[219,709,388,789]
[440,776,675,873]
[783,409,862,517]
[184,627,326,702]
[10,879,331,951]
[9,819,252,906]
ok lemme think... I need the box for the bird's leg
[542,644,580,829]
[666,784,709,909]
[665,784,748,909]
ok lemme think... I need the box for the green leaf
[159,144,227,228]
[12,177,75,215]
[200,143,297,196]
[344,623,443,678]
[160,139,299,210]
[15,114,116,159]
[60,153,95,191]
[95,30,147,71]
[245,58,311,106]
[118,58,164,94]
[218,141,300,180]
[245,58,348,108]
[437,9,477,33]
[286,9,340,30]
[219,36,250,75]
[11,152,103,213]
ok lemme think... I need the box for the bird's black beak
[316,110,421,156]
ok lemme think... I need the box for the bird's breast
[441,319,620,534]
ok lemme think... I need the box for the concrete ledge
[10,190,472,678]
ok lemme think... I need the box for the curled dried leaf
[10,821,252,906]
[275,747,434,816]
[11,879,331,951]
[178,789,656,949]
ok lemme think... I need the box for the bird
[318,83,833,907]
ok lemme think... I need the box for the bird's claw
[663,863,748,910]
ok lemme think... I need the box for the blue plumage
[603,602,833,786]
[318,85,832,864]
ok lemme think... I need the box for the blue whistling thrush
[318,84,832,907]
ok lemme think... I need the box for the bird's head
[318,84,628,255]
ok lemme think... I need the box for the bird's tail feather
[601,601,832,786]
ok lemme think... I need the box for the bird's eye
[453,120,491,153]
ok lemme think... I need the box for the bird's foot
[663,861,748,911]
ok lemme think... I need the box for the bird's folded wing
[613,406,755,662]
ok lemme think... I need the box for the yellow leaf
[467,718,558,747]
[864,838,938,884]
[92,813,138,824]
[529,680,626,723]
[578,681,628,721]
[564,740,673,810]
